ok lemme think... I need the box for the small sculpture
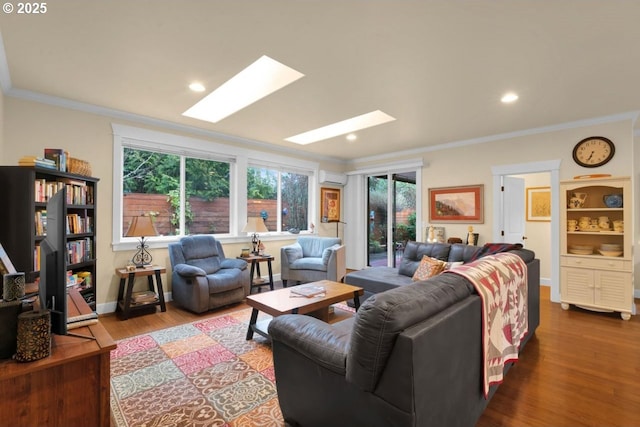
[428,225,435,242]
[467,226,476,246]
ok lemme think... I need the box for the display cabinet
[560,176,632,320]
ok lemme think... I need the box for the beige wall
[2,95,638,311]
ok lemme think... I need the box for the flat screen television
[39,188,67,336]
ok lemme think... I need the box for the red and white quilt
[449,252,528,398]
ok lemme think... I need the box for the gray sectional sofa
[268,241,540,427]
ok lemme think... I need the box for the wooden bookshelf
[0,166,99,309]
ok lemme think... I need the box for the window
[247,166,309,233]
[122,147,231,237]
[112,124,319,249]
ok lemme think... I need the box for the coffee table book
[289,284,326,297]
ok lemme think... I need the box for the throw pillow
[412,255,446,281]
[444,261,464,270]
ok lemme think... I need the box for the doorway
[367,172,416,267]
[492,160,561,302]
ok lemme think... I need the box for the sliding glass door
[367,172,416,267]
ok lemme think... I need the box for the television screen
[39,188,67,336]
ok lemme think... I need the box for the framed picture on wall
[321,187,341,222]
[526,186,551,221]
[428,185,484,223]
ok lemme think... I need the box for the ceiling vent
[318,170,348,186]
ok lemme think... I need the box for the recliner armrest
[269,314,350,375]
[220,258,248,270]
[173,263,206,277]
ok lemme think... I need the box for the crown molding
[351,111,640,165]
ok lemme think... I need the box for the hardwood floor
[101,286,640,426]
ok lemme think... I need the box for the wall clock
[572,136,615,168]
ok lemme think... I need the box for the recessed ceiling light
[183,55,304,123]
[286,110,396,145]
[346,133,357,141]
[189,82,206,92]
[501,92,519,103]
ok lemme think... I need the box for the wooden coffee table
[245,280,364,340]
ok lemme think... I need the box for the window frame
[247,162,314,233]
[112,124,318,252]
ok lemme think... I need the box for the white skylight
[285,110,396,145]
[183,55,304,123]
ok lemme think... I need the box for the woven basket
[68,157,92,176]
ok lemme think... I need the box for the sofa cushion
[398,241,452,277]
[206,268,244,293]
[180,235,221,274]
[290,257,327,272]
[298,236,341,258]
[412,255,446,281]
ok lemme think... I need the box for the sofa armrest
[220,258,248,270]
[173,263,206,277]
[281,243,303,264]
[268,314,350,375]
[325,244,346,282]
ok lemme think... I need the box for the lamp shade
[126,215,158,237]
[242,217,268,233]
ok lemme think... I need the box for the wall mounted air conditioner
[318,170,348,186]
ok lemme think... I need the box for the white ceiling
[1,1,639,162]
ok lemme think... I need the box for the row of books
[66,213,93,234]
[34,178,94,205]
[33,238,94,270]
[34,211,93,236]
[67,238,94,265]
[20,149,68,171]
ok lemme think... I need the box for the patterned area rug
[110,308,284,427]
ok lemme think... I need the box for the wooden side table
[115,265,167,320]
[238,255,274,293]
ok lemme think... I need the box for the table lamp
[125,215,158,268]
[242,217,268,254]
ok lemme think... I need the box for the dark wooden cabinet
[0,166,99,309]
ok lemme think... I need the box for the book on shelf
[290,284,326,298]
[19,156,57,169]
[44,148,67,172]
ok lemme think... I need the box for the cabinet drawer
[561,256,629,270]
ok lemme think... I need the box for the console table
[0,289,116,427]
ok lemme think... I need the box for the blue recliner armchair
[280,236,346,286]
[168,235,250,313]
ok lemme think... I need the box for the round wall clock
[572,136,615,168]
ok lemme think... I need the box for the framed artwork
[321,187,341,222]
[429,184,484,223]
[526,186,551,222]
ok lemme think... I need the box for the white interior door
[503,176,526,246]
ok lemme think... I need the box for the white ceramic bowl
[598,250,623,257]
[600,244,622,251]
